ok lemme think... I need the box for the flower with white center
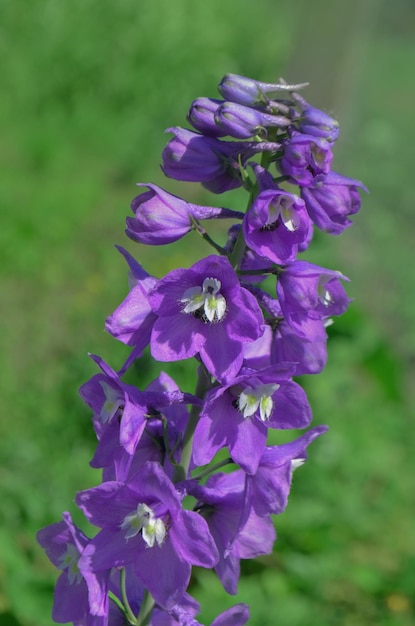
[193,364,312,474]
[317,275,335,307]
[149,255,264,383]
[180,277,226,323]
[76,462,219,610]
[276,260,350,331]
[121,502,166,547]
[265,196,301,233]
[238,383,280,421]
[57,543,82,585]
[243,189,311,264]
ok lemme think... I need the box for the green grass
[1,1,414,624]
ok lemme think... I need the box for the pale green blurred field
[1,1,415,624]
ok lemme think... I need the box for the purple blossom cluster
[38,73,365,625]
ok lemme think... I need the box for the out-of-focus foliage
[1,1,414,624]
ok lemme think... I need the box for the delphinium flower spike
[38,71,365,625]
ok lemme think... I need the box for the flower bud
[218,73,308,107]
[126,183,243,245]
[214,101,290,139]
[301,171,367,234]
[298,106,340,142]
[187,97,227,137]
[162,127,274,194]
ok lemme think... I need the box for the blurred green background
[1,0,415,624]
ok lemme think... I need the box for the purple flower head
[214,101,290,139]
[80,356,198,479]
[277,260,350,332]
[161,127,277,194]
[243,317,328,376]
[77,462,219,610]
[79,355,147,453]
[126,183,242,246]
[149,255,264,383]
[280,132,333,186]
[218,73,308,108]
[301,170,367,234]
[37,512,108,623]
[189,471,275,594]
[243,188,311,263]
[297,105,340,142]
[193,363,312,474]
[187,97,227,137]
[247,425,328,517]
[241,288,328,374]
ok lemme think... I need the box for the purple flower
[277,260,350,332]
[187,97,227,137]
[161,127,276,194]
[189,471,275,594]
[193,364,312,474]
[77,462,219,610]
[218,73,308,108]
[214,101,290,139]
[301,171,367,234]
[126,183,242,245]
[247,425,328,516]
[36,512,108,624]
[280,132,333,186]
[297,106,340,142]
[149,255,264,383]
[80,356,197,479]
[242,288,329,374]
[243,188,311,263]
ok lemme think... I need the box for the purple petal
[171,510,219,568]
[151,315,204,361]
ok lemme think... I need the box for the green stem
[173,364,212,483]
[120,567,139,625]
[227,190,256,270]
[136,589,155,626]
[192,218,226,254]
[108,591,130,620]
[194,457,234,481]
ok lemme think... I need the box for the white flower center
[57,543,82,585]
[238,383,280,421]
[121,503,166,548]
[180,277,226,322]
[264,195,300,232]
[99,381,123,423]
[317,276,334,307]
[291,458,306,472]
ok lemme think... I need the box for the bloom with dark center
[243,188,311,263]
[77,462,218,610]
[193,364,312,474]
[149,255,264,383]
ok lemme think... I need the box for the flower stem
[173,364,212,483]
[194,457,234,481]
[136,589,155,626]
[192,218,226,254]
[120,567,139,625]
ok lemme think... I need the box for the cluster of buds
[38,73,365,625]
